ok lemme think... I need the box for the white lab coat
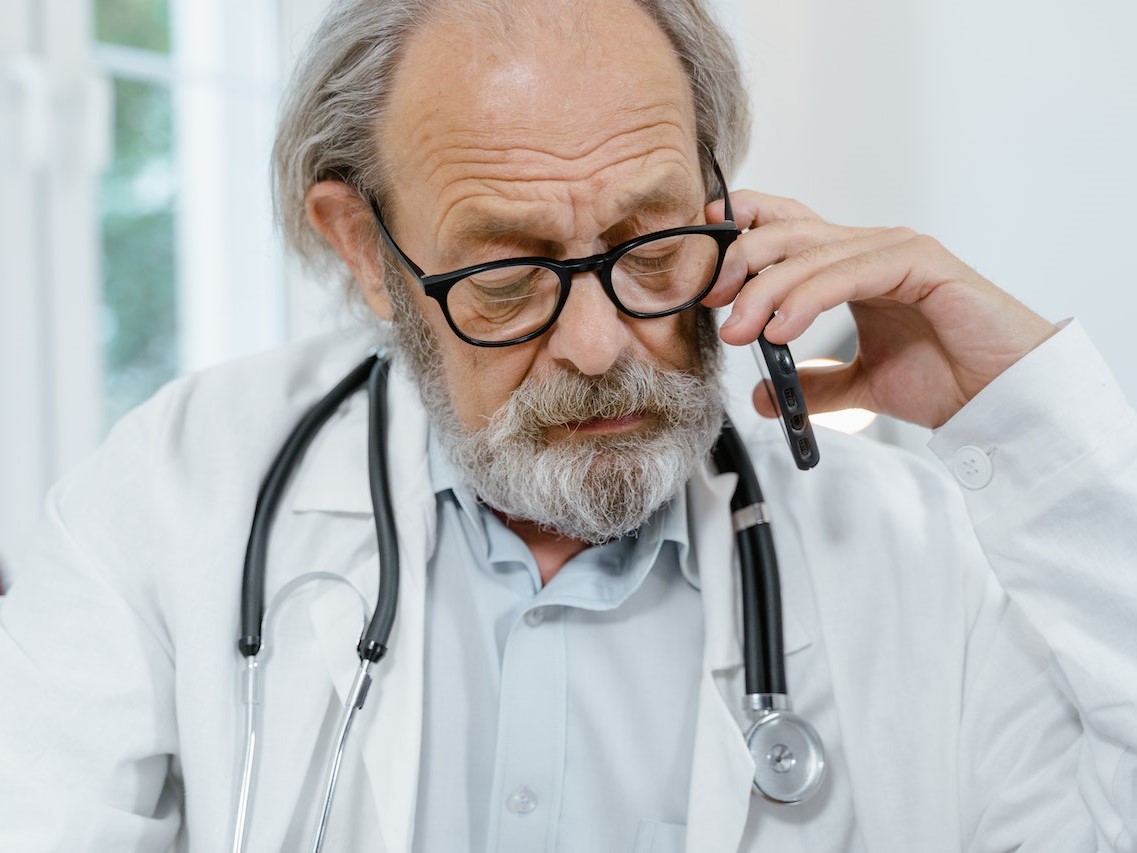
[0,321,1134,852]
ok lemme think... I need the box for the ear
[305,180,392,319]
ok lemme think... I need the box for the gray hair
[272,0,751,277]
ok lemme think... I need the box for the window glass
[94,0,178,427]
[100,77,178,425]
[94,0,171,53]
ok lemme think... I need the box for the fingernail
[720,313,741,330]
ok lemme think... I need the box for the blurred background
[2,0,1135,568]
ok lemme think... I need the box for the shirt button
[953,445,993,489]
[506,785,539,814]
[523,608,545,627]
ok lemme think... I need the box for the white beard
[435,354,723,543]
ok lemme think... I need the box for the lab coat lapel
[302,364,436,853]
[685,464,756,850]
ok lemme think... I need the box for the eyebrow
[617,173,705,215]
[442,173,704,260]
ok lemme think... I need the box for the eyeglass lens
[446,231,723,343]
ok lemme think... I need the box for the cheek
[396,283,524,427]
[637,311,701,372]
[437,341,536,429]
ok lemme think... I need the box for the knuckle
[782,197,817,218]
[909,232,943,254]
[886,225,919,242]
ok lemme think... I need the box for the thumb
[750,361,866,419]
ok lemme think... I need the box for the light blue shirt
[412,431,705,853]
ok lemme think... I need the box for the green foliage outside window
[95,0,170,54]
[101,78,177,426]
[94,0,177,427]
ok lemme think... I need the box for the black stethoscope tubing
[233,352,823,851]
[240,351,396,663]
[711,420,786,698]
[240,353,786,690]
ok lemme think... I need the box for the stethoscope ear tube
[236,352,399,853]
[240,353,381,658]
[358,358,398,662]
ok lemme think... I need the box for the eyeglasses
[369,161,739,348]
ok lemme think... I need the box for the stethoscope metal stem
[744,692,791,714]
[310,658,375,853]
[230,657,260,853]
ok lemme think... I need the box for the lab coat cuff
[927,319,1136,524]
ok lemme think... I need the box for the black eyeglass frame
[368,160,739,348]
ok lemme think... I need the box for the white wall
[713,0,1137,407]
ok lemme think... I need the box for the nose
[544,272,633,376]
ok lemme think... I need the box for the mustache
[489,356,716,440]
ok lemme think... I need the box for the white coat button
[506,786,539,814]
[953,445,993,489]
[523,608,545,627]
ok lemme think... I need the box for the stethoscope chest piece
[746,707,826,804]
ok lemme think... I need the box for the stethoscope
[229,350,826,853]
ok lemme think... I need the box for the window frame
[0,0,106,565]
[0,0,299,568]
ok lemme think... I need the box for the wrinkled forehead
[378,0,699,220]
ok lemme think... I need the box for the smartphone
[751,333,820,470]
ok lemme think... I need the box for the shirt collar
[427,427,485,536]
[536,491,687,611]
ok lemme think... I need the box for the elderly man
[1,0,1135,850]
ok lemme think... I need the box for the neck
[494,512,591,586]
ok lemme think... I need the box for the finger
[719,227,918,345]
[796,361,869,415]
[706,190,820,229]
[750,379,778,418]
[762,232,965,346]
[704,217,871,309]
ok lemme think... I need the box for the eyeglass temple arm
[710,157,735,225]
[367,196,429,278]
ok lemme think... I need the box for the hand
[703,191,1059,429]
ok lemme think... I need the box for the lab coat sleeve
[929,320,1137,851]
[0,386,182,851]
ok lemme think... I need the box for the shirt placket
[485,603,567,852]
